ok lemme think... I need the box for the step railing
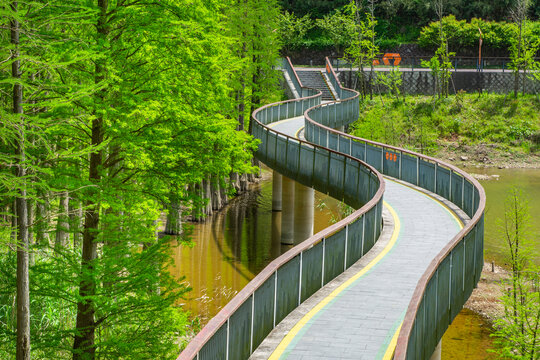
[304,57,486,360]
[177,57,384,360]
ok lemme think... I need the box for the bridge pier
[272,171,282,211]
[293,183,314,242]
[281,176,295,245]
[429,340,442,360]
[271,211,282,257]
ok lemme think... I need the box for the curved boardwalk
[253,116,464,360]
[177,58,484,360]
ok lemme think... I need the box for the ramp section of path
[251,112,463,360]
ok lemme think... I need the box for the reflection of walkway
[251,113,464,360]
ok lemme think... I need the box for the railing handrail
[304,58,486,360]
[177,57,384,360]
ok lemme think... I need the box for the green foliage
[491,188,540,359]
[278,11,313,50]
[0,0,282,358]
[316,7,357,52]
[374,67,403,99]
[422,46,456,98]
[351,94,540,154]
[419,15,540,50]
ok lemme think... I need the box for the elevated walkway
[178,57,485,360]
[296,70,337,101]
[251,98,464,360]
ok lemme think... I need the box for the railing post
[434,163,438,193]
[462,237,466,292]
[416,157,420,186]
[321,238,326,286]
[298,252,303,305]
[399,151,402,180]
[381,147,384,174]
[326,150,331,191]
[461,177,465,210]
[226,318,230,360]
[361,216,366,256]
[344,225,349,271]
[448,252,453,317]
[273,271,278,327]
[250,294,254,354]
[449,170,453,201]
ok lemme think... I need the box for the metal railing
[178,55,485,360]
[304,58,486,360]
[329,55,540,72]
[177,57,384,360]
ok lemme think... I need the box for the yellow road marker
[294,126,305,139]
[386,178,464,228]
[269,201,401,360]
[379,179,465,359]
[382,323,403,360]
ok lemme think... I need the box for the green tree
[316,6,357,55]
[492,188,540,359]
[422,0,454,98]
[509,0,540,97]
[1,1,261,359]
[278,11,313,51]
[343,0,379,100]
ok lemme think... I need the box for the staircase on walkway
[296,70,336,101]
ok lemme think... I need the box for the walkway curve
[177,58,485,360]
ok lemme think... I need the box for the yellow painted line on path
[294,126,305,139]
[269,201,401,360]
[382,323,403,360]
[379,178,464,359]
[267,116,304,129]
[386,178,464,228]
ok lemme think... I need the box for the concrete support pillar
[272,171,282,211]
[293,183,314,243]
[281,176,295,245]
[271,211,282,258]
[429,340,442,360]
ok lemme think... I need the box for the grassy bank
[351,93,540,167]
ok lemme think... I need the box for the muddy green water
[170,173,341,324]
[462,167,540,265]
[174,167,540,357]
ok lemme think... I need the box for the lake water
[174,167,540,357]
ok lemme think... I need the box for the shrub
[418,16,540,50]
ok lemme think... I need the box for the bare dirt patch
[465,262,509,324]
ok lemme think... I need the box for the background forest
[0,0,281,359]
[279,0,540,53]
[1,0,539,359]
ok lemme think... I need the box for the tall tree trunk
[35,190,49,246]
[69,198,83,250]
[27,200,34,266]
[73,1,107,358]
[514,19,522,98]
[12,2,31,359]
[55,191,69,250]
[165,191,182,235]
[11,199,17,245]
[211,176,222,211]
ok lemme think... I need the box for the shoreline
[464,262,508,326]
[434,142,540,170]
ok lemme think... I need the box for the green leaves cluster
[0,0,282,359]
[278,11,314,51]
[419,15,540,50]
[491,188,540,359]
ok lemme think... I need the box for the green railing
[178,57,485,360]
[177,58,384,360]
[304,58,486,360]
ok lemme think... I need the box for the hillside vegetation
[351,94,540,166]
